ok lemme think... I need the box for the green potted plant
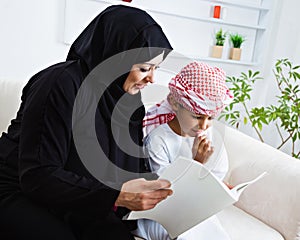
[219,59,300,159]
[229,33,246,60]
[211,28,227,58]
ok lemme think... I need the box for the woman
[0,5,172,240]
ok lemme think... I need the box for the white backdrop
[0,0,299,149]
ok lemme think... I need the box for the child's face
[175,105,213,137]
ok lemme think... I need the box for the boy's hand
[223,181,234,189]
[192,135,214,164]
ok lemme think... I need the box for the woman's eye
[139,65,159,72]
[139,67,150,73]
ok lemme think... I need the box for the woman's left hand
[115,178,173,211]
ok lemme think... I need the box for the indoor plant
[219,59,300,159]
[229,33,245,60]
[211,28,227,58]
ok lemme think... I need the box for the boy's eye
[192,115,214,120]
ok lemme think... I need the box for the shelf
[200,0,270,11]
[94,0,270,11]
[196,56,259,66]
[149,9,266,30]
[75,0,273,66]
[168,55,259,66]
[92,0,266,30]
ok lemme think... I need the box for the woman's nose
[146,69,155,83]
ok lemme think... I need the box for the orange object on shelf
[213,5,221,19]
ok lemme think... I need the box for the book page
[128,156,236,238]
[127,156,267,238]
[230,171,268,198]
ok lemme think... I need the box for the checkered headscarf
[143,62,233,135]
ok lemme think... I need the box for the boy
[144,61,233,179]
[133,62,233,239]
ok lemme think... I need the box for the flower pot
[229,48,242,61]
[211,45,223,58]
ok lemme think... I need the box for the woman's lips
[135,84,147,89]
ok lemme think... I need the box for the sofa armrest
[0,79,25,133]
[214,121,300,240]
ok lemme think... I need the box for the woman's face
[123,52,164,95]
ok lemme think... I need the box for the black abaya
[0,5,172,239]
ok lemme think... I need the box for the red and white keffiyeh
[143,62,233,135]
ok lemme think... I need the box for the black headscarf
[67,5,172,72]
[68,5,173,184]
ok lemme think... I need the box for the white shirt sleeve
[143,132,171,175]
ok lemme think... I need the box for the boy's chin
[187,132,198,137]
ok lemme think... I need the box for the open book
[127,156,267,239]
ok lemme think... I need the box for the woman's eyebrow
[140,63,156,66]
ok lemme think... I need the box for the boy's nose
[198,119,209,130]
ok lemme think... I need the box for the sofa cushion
[217,205,284,240]
[213,120,300,240]
[0,79,25,133]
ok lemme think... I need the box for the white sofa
[0,79,27,133]
[214,120,300,240]
[1,79,300,240]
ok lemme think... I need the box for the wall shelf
[65,0,274,66]
[200,0,270,11]
[169,55,259,66]
[93,0,267,30]
[194,57,259,66]
[149,9,267,30]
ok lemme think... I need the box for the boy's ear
[168,94,180,111]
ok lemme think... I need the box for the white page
[230,171,268,198]
[127,156,267,239]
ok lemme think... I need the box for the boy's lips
[194,130,205,136]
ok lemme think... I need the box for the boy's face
[174,104,213,137]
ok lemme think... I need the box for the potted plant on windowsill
[229,33,245,61]
[211,28,227,58]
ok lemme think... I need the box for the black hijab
[67,5,173,185]
[67,5,172,72]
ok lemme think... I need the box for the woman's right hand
[115,178,172,211]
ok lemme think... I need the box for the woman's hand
[115,178,172,211]
[192,135,214,164]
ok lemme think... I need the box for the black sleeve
[19,66,119,218]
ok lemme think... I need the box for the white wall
[1,0,297,82]
[0,0,68,82]
[0,0,299,152]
